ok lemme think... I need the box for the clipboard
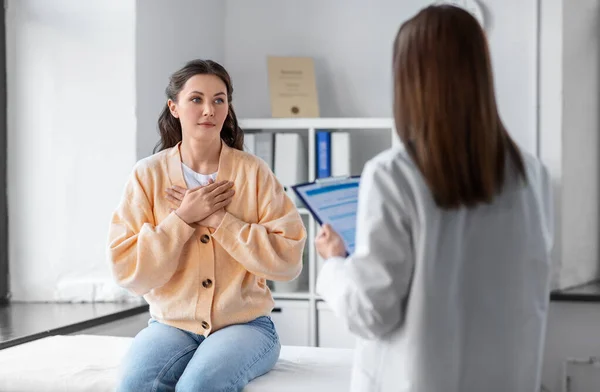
[291,176,361,255]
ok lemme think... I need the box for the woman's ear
[167,99,179,119]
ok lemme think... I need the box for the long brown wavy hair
[154,59,244,153]
[393,5,526,209]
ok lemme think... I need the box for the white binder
[274,133,307,205]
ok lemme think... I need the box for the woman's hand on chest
[165,180,235,226]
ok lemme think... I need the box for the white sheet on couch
[0,335,353,392]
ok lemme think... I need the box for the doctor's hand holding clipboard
[314,223,346,260]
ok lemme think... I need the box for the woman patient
[107,59,306,391]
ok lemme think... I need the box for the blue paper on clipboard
[292,176,360,255]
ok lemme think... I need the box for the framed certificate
[267,56,320,118]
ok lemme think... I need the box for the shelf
[272,292,312,300]
[239,117,394,130]
[241,116,394,347]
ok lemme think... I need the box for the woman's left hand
[165,185,187,210]
[315,223,346,260]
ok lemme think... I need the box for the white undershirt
[181,163,218,188]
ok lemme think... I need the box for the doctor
[315,5,553,392]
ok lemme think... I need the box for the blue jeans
[117,316,281,392]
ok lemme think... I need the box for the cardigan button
[201,321,210,329]
[202,279,213,289]
[200,234,210,244]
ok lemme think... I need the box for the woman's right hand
[174,180,235,225]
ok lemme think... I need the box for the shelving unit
[239,117,397,347]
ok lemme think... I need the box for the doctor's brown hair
[393,5,526,209]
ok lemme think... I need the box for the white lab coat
[317,145,553,392]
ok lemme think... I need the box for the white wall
[560,0,600,289]
[6,0,137,301]
[537,1,600,389]
[540,0,600,290]
[135,0,225,159]
[224,0,539,155]
[539,0,564,290]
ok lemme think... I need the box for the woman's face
[168,74,229,143]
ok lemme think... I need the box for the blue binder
[316,131,331,178]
